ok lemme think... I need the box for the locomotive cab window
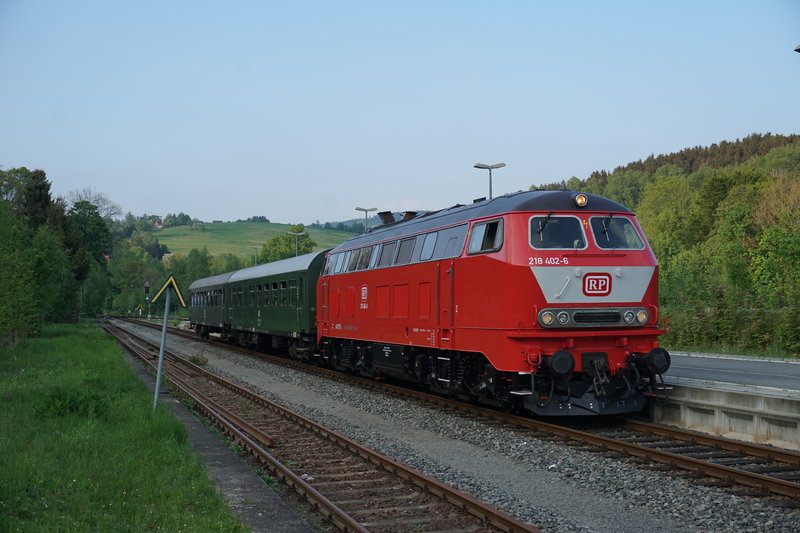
[468,219,503,254]
[529,215,586,249]
[590,216,644,250]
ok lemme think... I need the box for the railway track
[116,318,800,504]
[105,322,539,532]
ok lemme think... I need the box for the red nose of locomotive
[517,193,669,414]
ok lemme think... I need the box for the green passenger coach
[189,249,329,358]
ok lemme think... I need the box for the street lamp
[287,231,306,256]
[355,207,377,233]
[474,162,506,200]
[248,246,261,266]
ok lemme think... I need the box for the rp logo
[583,273,612,296]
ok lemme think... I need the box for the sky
[1,1,799,224]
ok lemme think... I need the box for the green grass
[156,222,353,258]
[0,324,248,532]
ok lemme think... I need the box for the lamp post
[287,231,306,256]
[474,162,506,200]
[355,207,377,233]
[248,246,260,266]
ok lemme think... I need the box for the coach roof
[188,271,235,291]
[228,249,329,284]
[331,189,631,252]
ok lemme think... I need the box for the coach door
[437,259,454,347]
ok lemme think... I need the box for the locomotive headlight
[636,310,649,324]
[557,311,570,325]
[623,310,635,324]
[541,311,555,325]
[574,193,588,207]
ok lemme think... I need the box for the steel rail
[115,318,800,501]
[618,419,800,466]
[107,321,541,532]
[105,323,370,532]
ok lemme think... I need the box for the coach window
[420,232,437,261]
[530,215,586,249]
[395,238,415,264]
[281,281,288,306]
[468,219,503,254]
[377,241,396,267]
[289,280,297,305]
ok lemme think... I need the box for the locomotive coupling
[631,347,671,375]
[542,350,575,376]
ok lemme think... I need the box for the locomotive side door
[437,259,454,347]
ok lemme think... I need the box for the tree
[30,224,77,322]
[67,187,122,220]
[0,166,33,203]
[259,224,317,263]
[211,253,243,275]
[0,203,37,348]
[69,201,111,263]
[16,169,52,229]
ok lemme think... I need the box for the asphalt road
[666,352,800,391]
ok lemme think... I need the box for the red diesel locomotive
[316,190,669,415]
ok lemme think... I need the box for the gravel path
[117,321,800,533]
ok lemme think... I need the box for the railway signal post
[149,274,186,411]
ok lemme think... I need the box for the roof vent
[401,211,417,221]
[377,211,395,225]
[473,197,486,203]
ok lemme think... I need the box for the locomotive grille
[572,311,621,324]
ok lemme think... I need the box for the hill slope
[155,222,354,258]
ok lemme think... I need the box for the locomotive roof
[227,249,329,284]
[332,189,632,252]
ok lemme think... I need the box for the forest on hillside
[536,133,800,355]
[1,132,798,355]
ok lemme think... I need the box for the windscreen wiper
[601,211,614,242]
[537,210,553,235]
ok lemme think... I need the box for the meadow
[0,323,247,532]
[156,222,354,258]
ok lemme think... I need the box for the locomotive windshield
[529,216,586,249]
[590,216,644,249]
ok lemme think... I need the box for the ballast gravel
[119,321,799,533]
